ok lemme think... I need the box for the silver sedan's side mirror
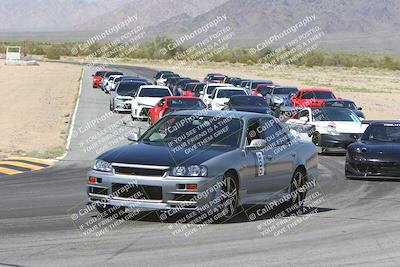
[246,139,267,150]
[127,133,139,142]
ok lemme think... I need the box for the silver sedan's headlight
[93,159,113,172]
[171,165,208,177]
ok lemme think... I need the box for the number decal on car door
[256,151,265,176]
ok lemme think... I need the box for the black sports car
[346,121,400,179]
[322,99,365,119]
[223,95,273,115]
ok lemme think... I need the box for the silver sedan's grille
[112,163,168,177]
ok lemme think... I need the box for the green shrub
[46,48,60,60]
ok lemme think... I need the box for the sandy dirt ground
[130,59,400,120]
[0,60,81,159]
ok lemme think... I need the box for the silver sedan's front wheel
[289,169,307,214]
[219,174,239,221]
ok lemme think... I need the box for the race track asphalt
[1,65,400,267]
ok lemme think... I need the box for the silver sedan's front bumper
[86,167,223,213]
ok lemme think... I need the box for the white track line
[57,70,84,160]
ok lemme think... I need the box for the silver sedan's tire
[218,173,239,221]
[289,168,307,214]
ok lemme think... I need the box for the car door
[261,118,295,193]
[242,118,272,195]
[244,118,294,195]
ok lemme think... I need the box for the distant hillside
[0,0,228,32]
[145,0,400,54]
[1,0,400,54]
[0,0,130,31]
[75,0,229,30]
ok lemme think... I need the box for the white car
[287,107,368,153]
[200,83,233,104]
[105,75,123,93]
[131,85,172,119]
[208,87,248,110]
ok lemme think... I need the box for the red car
[290,88,336,107]
[92,70,109,88]
[252,84,275,98]
[148,96,206,125]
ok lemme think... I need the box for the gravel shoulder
[0,60,82,159]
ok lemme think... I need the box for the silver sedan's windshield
[140,114,244,148]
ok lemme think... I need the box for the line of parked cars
[87,68,400,221]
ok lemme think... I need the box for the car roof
[178,79,198,82]
[140,85,169,89]
[230,95,264,100]
[119,80,146,84]
[308,107,350,111]
[274,86,298,89]
[173,110,274,120]
[163,96,201,100]
[105,71,123,74]
[122,76,143,79]
[251,80,273,83]
[256,84,275,88]
[299,88,333,92]
[216,87,245,90]
[207,83,233,86]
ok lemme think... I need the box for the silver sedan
[87,110,318,221]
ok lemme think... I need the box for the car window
[259,118,278,142]
[324,101,357,110]
[95,71,106,77]
[230,96,267,107]
[141,115,243,148]
[273,123,292,146]
[257,86,274,96]
[312,108,360,122]
[246,119,264,144]
[116,82,144,96]
[167,99,205,109]
[302,91,335,99]
[259,118,291,147]
[139,88,171,97]
[217,89,247,98]
[362,124,400,142]
[207,85,219,94]
[273,87,298,95]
